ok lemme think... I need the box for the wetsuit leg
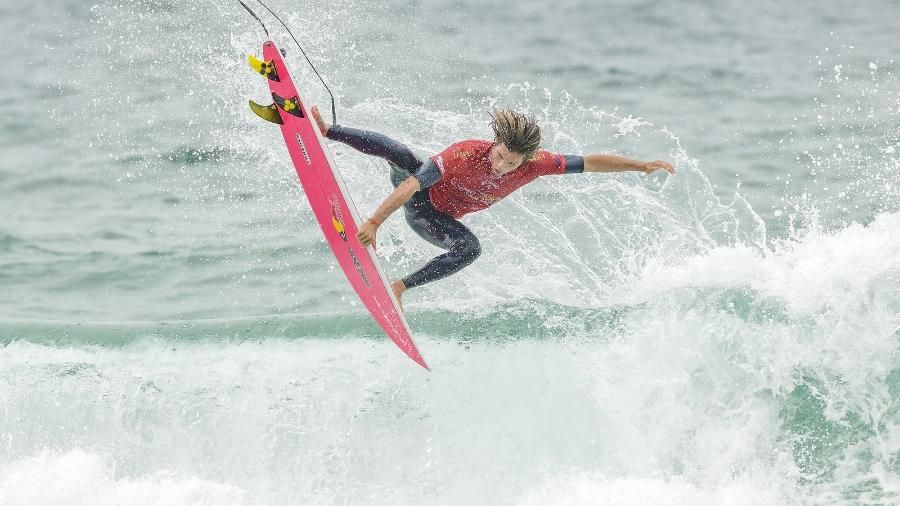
[326,125,423,173]
[400,195,482,289]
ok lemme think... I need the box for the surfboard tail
[248,100,283,125]
[247,54,280,82]
[272,92,305,118]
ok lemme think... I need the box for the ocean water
[2,0,900,504]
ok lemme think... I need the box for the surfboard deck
[249,41,428,370]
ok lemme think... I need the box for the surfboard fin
[272,92,305,118]
[248,100,284,125]
[247,54,280,82]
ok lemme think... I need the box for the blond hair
[490,109,541,159]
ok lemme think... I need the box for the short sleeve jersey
[428,140,568,218]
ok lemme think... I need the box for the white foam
[626,211,900,315]
[0,450,249,506]
[0,336,813,505]
[518,474,782,506]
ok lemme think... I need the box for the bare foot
[310,105,329,136]
[390,279,406,312]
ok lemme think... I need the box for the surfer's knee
[453,235,481,265]
[390,162,410,188]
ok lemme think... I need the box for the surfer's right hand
[357,219,378,247]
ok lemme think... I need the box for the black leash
[238,0,338,125]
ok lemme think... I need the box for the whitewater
[2,0,899,504]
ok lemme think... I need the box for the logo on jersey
[452,149,476,161]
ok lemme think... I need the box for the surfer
[311,106,675,308]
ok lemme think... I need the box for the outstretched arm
[583,154,675,174]
[356,176,421,247]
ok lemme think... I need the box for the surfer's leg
[326,125,423,173]
[400,203,481,289]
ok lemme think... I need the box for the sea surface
[2,0,900,504]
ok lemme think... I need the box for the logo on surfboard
[330,197,371,287]
[330,204,348,241]
[348,248,371,288]
[295,133,312,165]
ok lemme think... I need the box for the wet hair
[490,109,541,159]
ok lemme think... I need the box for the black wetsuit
[327,126,481,289]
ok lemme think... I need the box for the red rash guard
[428,140,569,218]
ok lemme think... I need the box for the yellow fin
[247,54,279,82]
[248,100,283,125]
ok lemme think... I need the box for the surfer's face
[490,143,526,174]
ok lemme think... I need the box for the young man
[311,106,675,308]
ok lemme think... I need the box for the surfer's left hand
[642,160,675,174]
[357,220,378,247]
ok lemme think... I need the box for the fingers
[646,160,676,174]
[355,222,379,247]
[356,230,375,247]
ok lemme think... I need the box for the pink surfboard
[250,40,428,369]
